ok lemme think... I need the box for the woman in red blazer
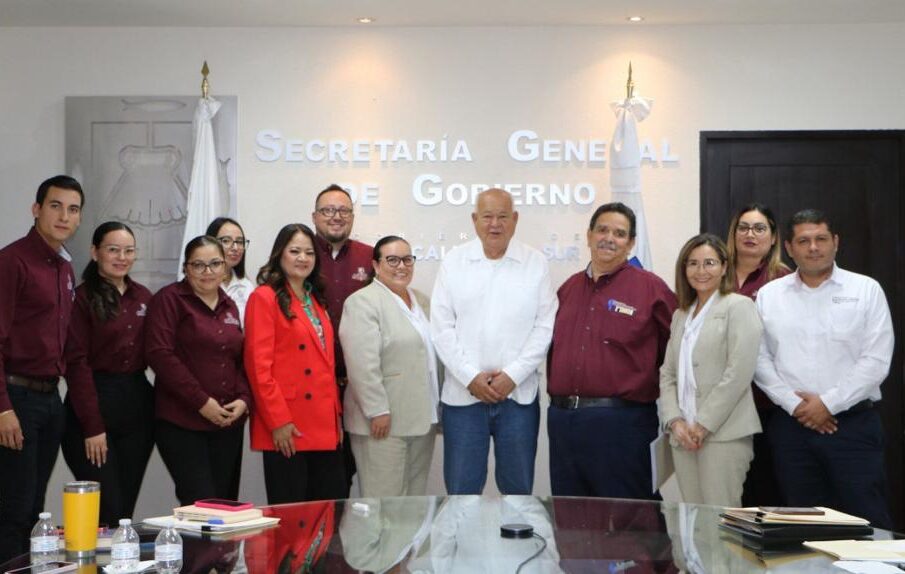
[244,223,345,503]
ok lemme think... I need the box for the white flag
[179,96,222,278]
[610,96,653,270]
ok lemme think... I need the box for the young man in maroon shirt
[546,202,676,500]
[311,184,372,496]
[0,175,83,562]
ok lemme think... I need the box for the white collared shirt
[677,293,720,425]
[224,272,255,326]
[430,238,558,406]
[754,264,893,415]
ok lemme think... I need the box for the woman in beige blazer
[659,233,763,507]
[339,236,440,497]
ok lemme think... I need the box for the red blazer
[244,284,340,451]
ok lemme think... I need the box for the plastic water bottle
[30,512,57,563]
[154,520,183,574]
[111,518,140,570]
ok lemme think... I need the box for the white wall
[1,23,904,519]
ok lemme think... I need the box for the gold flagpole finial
[626,61,634,99]
[201,61,210,99]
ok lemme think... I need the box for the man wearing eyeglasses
[0,175,83,561]
[430,188,557,495]
[546,202,676,500]
[311,183,372,497]
[755,209,893,528]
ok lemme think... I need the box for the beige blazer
[339,281,438,437]
[659,292,763,442]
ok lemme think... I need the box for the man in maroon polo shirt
[547,202,676,500]
[0,175,83,562]
[311,184,372,496]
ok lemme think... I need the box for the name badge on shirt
[832,296,859,304]
[224,311,241,326]
[608,299,636,317]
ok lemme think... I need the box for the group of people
[0,175,895,561]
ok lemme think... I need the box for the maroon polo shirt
[736,263,791,410]
[64,278,152,437]
[547,263,677,403]
[0,227,76,412]
[146,280,251,431]
[314,235,372,378]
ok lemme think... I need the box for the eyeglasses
[217,236,250,249]
[736,223,769,236]
[187,259,226,274]
[382,255,416,268]
[685,258,721,270]
[316,206,354,218]
[100,245,137,259]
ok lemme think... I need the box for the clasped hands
[466,370,516,403]
[792,391,837,434]
[199,397,247,428]
[669,419,710,451]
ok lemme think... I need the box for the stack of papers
[143,514,280,536]
[804,539,905,562]
[173,504,263,523]
[719,507,873,552]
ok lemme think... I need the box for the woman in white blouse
[206,217,254,325]
[339,236,440,497]
[659,233,763,507]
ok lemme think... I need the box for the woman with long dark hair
[206,217,254,325]
[62,221,154,526]
[146,235,250,505]
[244,223,346,503]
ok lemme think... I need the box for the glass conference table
[3,496,900,573]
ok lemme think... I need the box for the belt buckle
[568,395,580,409]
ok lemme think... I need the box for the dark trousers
[0,386,65,562]
[548,403,659,500]
[155,419,244,506]
[61,372,155,527]
[741,406,784,507]
[768,407,892,529]
[262,449,347,505]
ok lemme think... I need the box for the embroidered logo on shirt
[832,296,859,304]
[136,303,147,317]
[352,267,369,282]
[224,311,241,326]
[67,275,75,301]
[607,299,636,317]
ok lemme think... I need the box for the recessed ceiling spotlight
[357,17,375,24]
[627,16,644,22]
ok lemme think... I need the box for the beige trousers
[671,436,754,507]
[350,426,437,497]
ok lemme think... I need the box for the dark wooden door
[700,130,905,528]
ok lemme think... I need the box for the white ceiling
[1,0,904,27]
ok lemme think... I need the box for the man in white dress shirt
[430,188,557,494]
[755,208,893,528]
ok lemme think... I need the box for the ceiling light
[357,17,375,24]
[627,16,644,22]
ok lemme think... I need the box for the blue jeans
[441,398,539,494]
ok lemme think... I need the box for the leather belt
[6,374,59,393]
[550,395,650,409]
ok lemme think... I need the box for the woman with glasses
[146,235,251,504]
[61,221,154,526]
[206,217,254,325]
[339,236,440,497]
[659,234,762,506]
[726,203,791,506]
[244,224,346,503]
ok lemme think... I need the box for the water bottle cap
[119,518,131,526]
[39,512,51,519]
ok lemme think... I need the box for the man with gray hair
[431,188,557,494]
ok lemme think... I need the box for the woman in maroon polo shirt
[146,235,251,505]
[726,203,791,507]
[62,221,154,527]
